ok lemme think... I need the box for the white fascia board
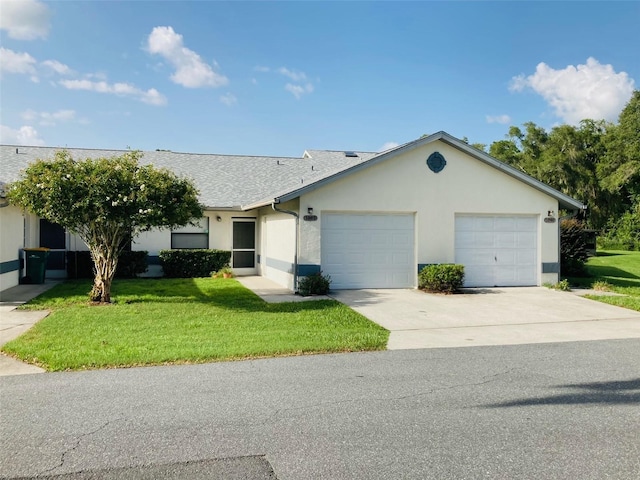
[203,205,244,211]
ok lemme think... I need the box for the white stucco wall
[0,205,24,291]
[299,141,560,286]
[257,203,298,289]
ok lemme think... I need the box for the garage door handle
[494,256,497,262]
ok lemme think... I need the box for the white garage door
[321,213,414,289]
[455,215,538,287]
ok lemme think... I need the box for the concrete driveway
[330,287,640,349]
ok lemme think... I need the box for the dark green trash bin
[24,248,50,284]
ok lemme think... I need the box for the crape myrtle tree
[8,150,203,303]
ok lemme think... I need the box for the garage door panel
[517,232,536,248]
[464,266,494,287]
[474,217,495,231]
[517,250,536,264]
[393,234,411,247]
[495,266,517,285]
[322,213,414,289]
[494,217,516,231]
[516,217,537,230]
[475,232,496,248]
[496,232,516,248]
[456,215,538,287]
[497,250,516,265]
[392,251,412,266]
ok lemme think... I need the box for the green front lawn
[568,250,640,311]
[2,278,389,371]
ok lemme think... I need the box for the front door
[232,219,257,275]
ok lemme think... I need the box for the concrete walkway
[236,276,330,303]
[330,287,640,350]
[0,281,59,376]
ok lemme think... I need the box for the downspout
[272,201,300,293]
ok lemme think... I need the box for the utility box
[23,248,50,284]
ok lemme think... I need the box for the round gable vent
[427,152,446,173]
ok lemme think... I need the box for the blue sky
[1,1,638,156]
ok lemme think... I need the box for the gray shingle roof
[0,145,376,209]
[0,132,584,211]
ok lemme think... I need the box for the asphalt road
[1,339,639,479]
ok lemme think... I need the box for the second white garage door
[455,215,538,287]
[321,213,414,289]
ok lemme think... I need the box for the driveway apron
[330,287,640,349]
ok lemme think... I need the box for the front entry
[40,219,67,279]
[232,219,257,275]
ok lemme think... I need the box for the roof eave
[203,205,244,211]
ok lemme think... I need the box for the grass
[566,250,640,312]
[1,278,389,371]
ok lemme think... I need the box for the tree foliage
[487,90,640,234]
[8,150,203,302]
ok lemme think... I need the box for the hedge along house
[0,132,585,293]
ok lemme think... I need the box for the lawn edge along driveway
[1,278,389,372]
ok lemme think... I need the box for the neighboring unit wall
[0,205,24,291]
[299,141,560,287]
[258,202,298,290]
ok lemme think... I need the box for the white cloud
[278,67,307,82]
[41,59,73,75]
[0,0,51,40]
[285,83,314,100]
[379,142,399,152]
[0,47,37,75]
[220,93,237,106]
[59,79,167,106]
[255,65,316,98]
[510,57,635,124]
[486,114,512,125]
[0,124,44,145]
[22,109,76,126]
[147,26,228,88]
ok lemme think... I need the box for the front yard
[569,250,640,312]
[1,278,389,371]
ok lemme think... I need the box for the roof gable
[265,131,585,211]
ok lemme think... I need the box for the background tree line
[470,90,639,249]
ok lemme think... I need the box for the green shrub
[66,251,94,279]
[298,271,331,296]
[67,250,148,279]
[116,251,148,278]
[560,218,588,276]
[418,264,464,293]
[159,249,231,278]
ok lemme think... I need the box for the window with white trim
[171,217,209,249]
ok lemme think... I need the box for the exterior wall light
[307,207,313,215]
[216,215,222,222]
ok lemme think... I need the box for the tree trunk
[89,246,119,303]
